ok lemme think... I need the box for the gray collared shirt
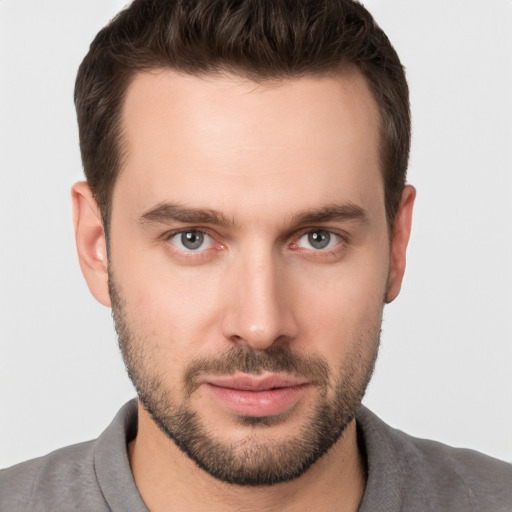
[1,400,511,511]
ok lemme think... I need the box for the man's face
[108,70,392,485]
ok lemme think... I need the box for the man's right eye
[168,230,214,251]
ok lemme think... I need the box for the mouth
[203,373,311,417]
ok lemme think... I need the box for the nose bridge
[222,242,295,349]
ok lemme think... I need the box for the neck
[129,402,366,512]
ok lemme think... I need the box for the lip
[207,373,309,391]
[203,373,310,417]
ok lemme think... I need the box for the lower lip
[205,383,309,417]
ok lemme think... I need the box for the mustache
[183,345,330,396]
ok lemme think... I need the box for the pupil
[182,231,204,250]
[308,231,330,249]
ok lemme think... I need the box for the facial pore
[110,272,380,486]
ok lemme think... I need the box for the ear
[385,185,416,303]
[71,181,111,307]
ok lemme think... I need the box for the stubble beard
[109,273,381,487]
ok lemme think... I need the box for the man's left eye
[297,230,340,250]
[169,230,214,251]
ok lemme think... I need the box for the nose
[221,249,298,350]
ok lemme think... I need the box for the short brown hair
[75,0,410,229]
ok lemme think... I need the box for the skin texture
[72,69,415,511]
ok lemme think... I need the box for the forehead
[114,69,383,224]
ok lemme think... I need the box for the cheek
[114,251,227,355]
[291,250,388,357]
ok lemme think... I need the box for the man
[1,0,511,510]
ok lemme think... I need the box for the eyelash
[165,229,222,256]
[290,229,347,258]
[164,228,348,258]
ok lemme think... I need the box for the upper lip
[205,373,309,391]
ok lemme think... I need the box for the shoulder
[410,435,512,509]
[0,440,110,511]
[357,406,512,511]
[0,400,140,512]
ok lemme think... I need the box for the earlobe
[71,181,111,307]
[385,185,416,304]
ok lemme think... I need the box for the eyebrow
[139,201,368,228]
[289,203,368,226]
[140,202,232,227]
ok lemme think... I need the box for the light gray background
[1,0,511,468]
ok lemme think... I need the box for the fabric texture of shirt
[1,399,511,511]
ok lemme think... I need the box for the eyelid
[164,228,218,253]
[297,231,340,249]
[162,226,348,257]
[164,226,209,240]
[289,228,348,255]
[292,227,348,242]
